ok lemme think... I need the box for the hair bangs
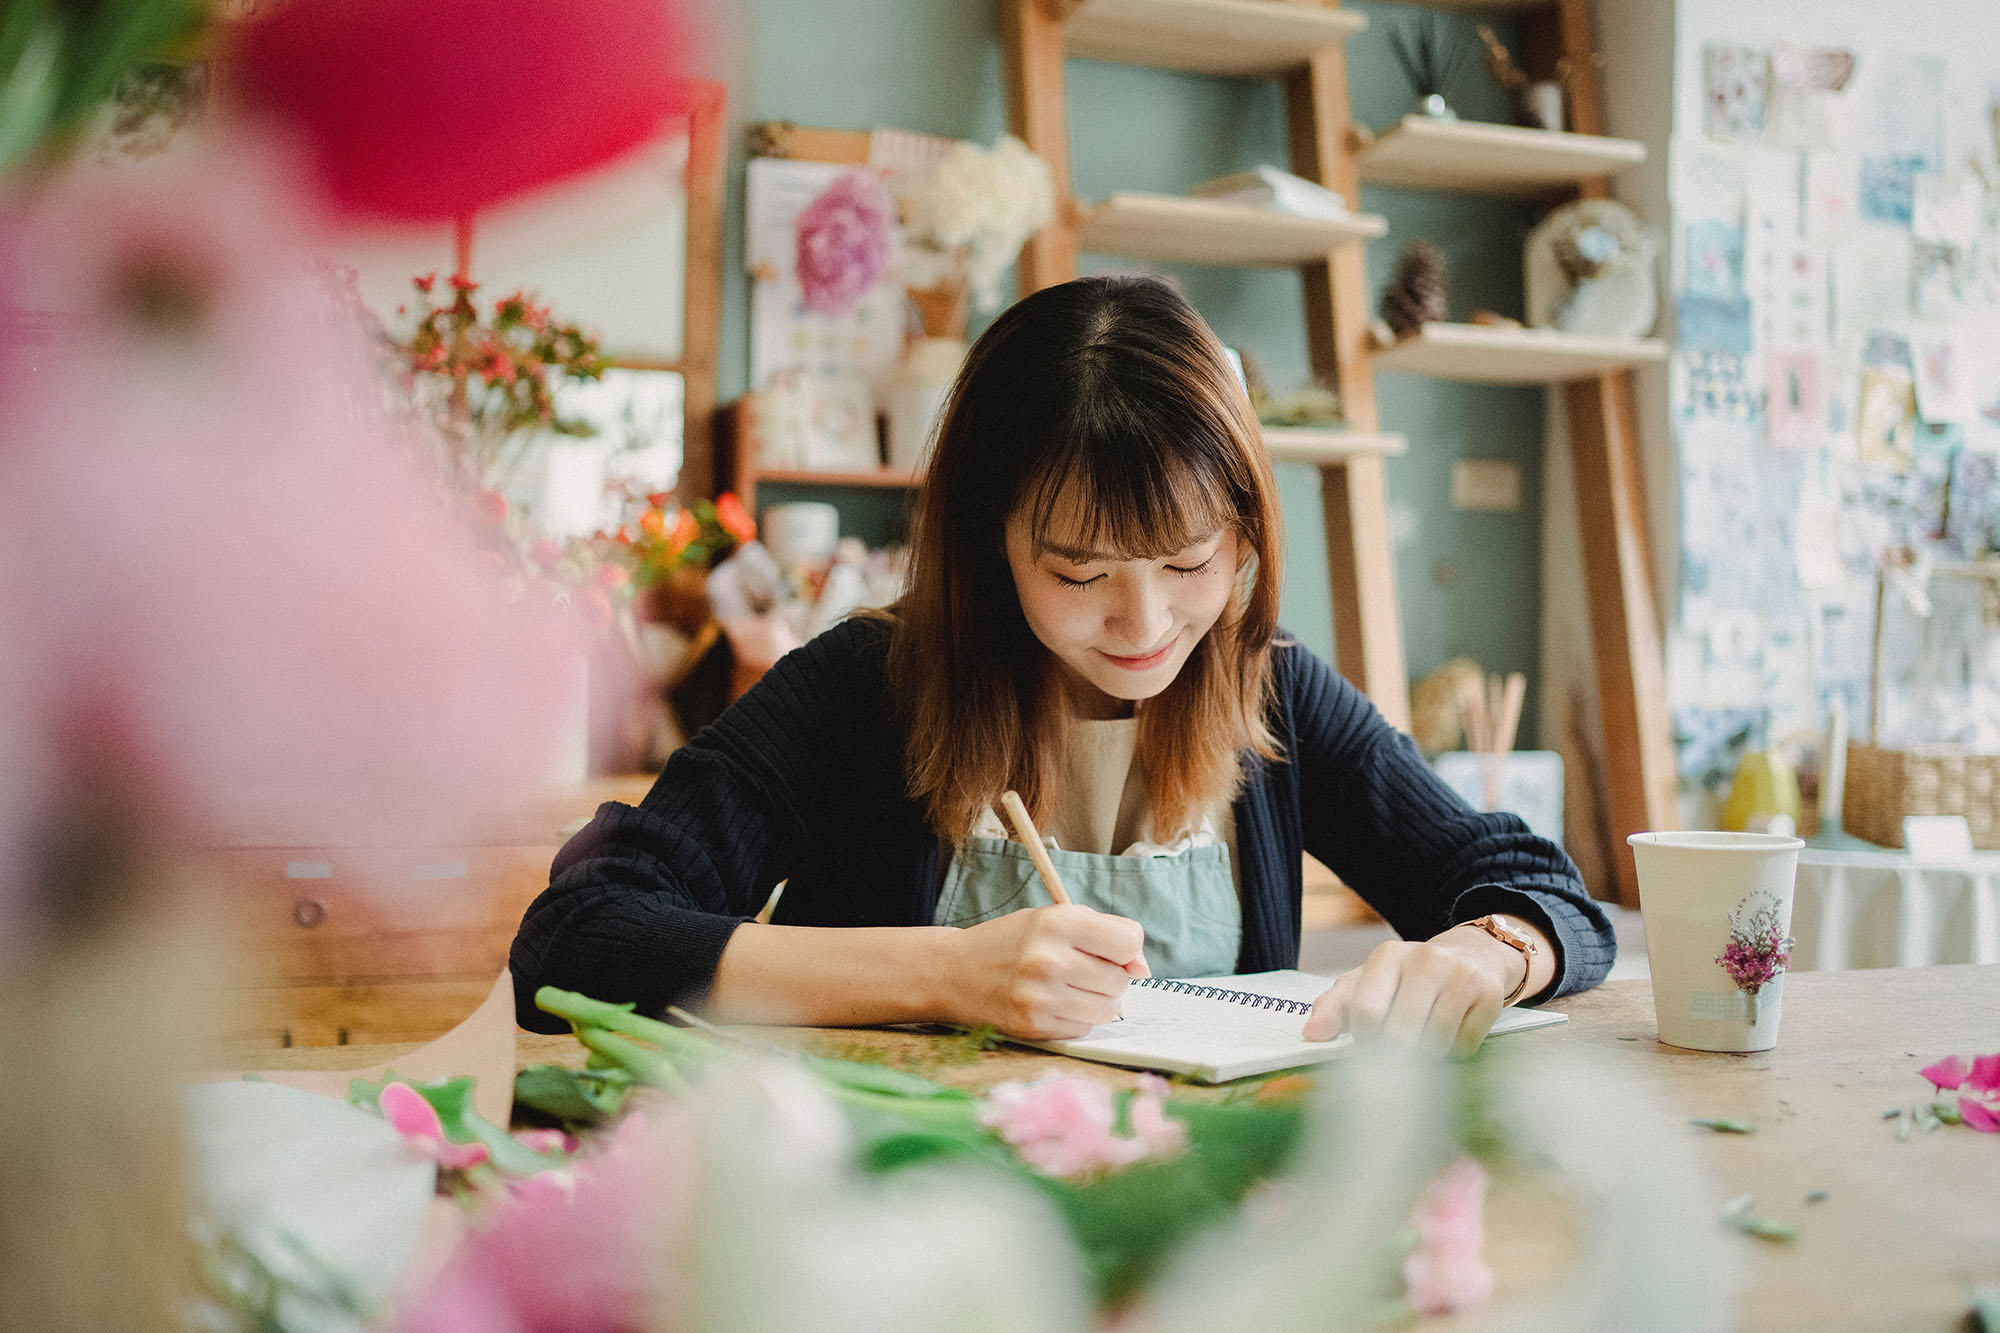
[1019,392,1243,561]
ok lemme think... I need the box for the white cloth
[1792,849,2000,970]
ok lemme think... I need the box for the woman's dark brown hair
[885,275,1283,839]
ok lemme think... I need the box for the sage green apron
[933,834,1242,978]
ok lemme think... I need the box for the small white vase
[886,336,967,473]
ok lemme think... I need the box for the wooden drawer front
[215,845,556,986]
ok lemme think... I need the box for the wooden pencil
[998,789,1073,906]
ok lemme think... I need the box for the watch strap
[1463,914,1537,1007]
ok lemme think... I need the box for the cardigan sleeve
[509,617,890,1030]
[1278,642,1614,1001]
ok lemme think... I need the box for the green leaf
[0,12,60,178]
[512,1063,637,1127]
[1688,1116,1756,1134]
[1970,1284,2000,1333]
[1720,1192,1798,1243]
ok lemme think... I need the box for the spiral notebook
[1009,969,1567,1084]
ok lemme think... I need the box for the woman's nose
[1107,574,1171,649]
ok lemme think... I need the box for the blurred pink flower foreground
[1402,1159,1495,1317]
[0,134,577,944]
[979,1072,1187,1179]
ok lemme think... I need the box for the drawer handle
[292,898,328,929]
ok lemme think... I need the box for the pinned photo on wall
[1911,239,1970,320]
[1912,333,1974,425]
[1767,350,1825,449]
[1679,218,1754,353]
[1767,245,1830,349]
[1703,44,1769,142]
[1765,45,1853,151]
[1856,367,1918,471]
[1679,350,1762,425]
[1858,156,1922,226]
[1802,150,1858,248]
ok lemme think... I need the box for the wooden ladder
[1000,0,1675,902]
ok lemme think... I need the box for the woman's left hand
[1301,922,1545,1058]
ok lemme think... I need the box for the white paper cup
[1628,831,1803,1052]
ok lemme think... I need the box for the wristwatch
[1461,914,1538,1007]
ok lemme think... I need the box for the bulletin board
[1667,29,2000,786]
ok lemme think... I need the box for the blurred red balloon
[224,0,689,221]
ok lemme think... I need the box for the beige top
[977,717,1239,891]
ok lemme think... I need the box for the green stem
[576,1027,690,1093]
[537,987,715,1058]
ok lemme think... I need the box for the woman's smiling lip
[1099,636,1178,670]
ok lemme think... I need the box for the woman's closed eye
[1165,557,1215,578]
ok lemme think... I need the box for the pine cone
[1379,240,1448,338]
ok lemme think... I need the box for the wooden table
[263,966,2000,1329]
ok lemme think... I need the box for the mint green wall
[721,0,1547,733]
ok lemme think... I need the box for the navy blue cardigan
[511,617,1613,1031]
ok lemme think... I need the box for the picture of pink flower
[1920,1050,2000,1133]
[1715,893,1794,997]
[793,170,893,319]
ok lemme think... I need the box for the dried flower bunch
[1380,240,1449,339]
[900,134,1055,313]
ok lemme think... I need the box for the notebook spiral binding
[1133,977,1313,1015]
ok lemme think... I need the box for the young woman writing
[511,276,1613,1056]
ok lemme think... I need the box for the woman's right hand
[947,905,1149,1038]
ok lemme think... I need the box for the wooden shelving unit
[1009,0,1678,906]
[1371,323,1665,384]
[1063,0,1365,76]
[1262,426,1406,465]
[1079,192,1386,266]
[1356,115,1646,195]
[1005,0,1413,727]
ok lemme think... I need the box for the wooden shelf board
[1368,0,1549,11]
[1063,0,1365,77]
[1261,426,1406,464]
[1371,323,1666,384]
[1079,192,1385,266]
[1356,116,1647,195]
[756,468,920,489]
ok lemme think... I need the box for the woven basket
[1839,561,2000,849]
[1843,743,2000,850]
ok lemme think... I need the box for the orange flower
[664,507,699,560]
[715,491,756,545]
[639,507,667,539]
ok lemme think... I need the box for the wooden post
[1000,0,1080,293]
[1526,0,1678,904]
[680,79,727,503]
[1286,47,1411,729]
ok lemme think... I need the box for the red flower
[639,508,667,540]
[474,490,509,528]
[413,272,436,294]
[664,508,699,560]
[224,0,693,221]
[715,492,756,546]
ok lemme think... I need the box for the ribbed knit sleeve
[510,618,894,1030]
[1277,643,1614,1001]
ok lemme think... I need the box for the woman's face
[1004,495,1240,718]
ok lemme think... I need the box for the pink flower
[1921,1055,1971,1091]
[380,1083,490,1171]
[793,170,893,318]
[979,1073,1187,1179]
[223,0,694,221]
[1915,1051,2000,1133]
[392,1110,687,1332]
[1402,1160,1495,1317]
[0,135,578,951]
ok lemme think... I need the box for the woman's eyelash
[1053,571,1103,588]
[1166,558,1215,578]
